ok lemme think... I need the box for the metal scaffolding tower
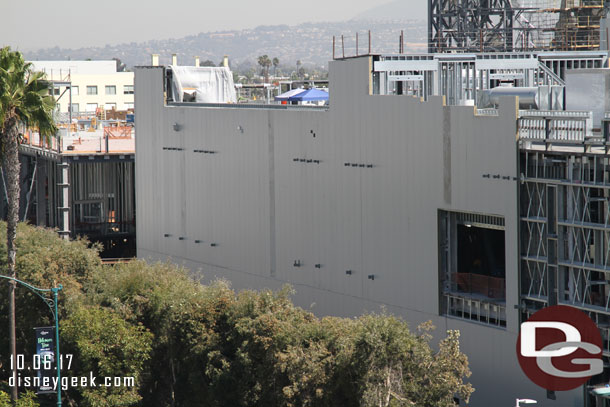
[429,0,607,52]
[428,0,516,52]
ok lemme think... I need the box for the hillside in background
[23,19,427,71]
[354,0,427,22]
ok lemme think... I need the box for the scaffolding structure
[9,93,137,257]
[372,51,607,105]
[429,0,607,52]
[428,0,516,52]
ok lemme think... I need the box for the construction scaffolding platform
[429,0,607,52]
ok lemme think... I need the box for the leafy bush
[0,223,473,406]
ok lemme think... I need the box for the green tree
[0,222,474,407]
[61,305,152,407]
[0,47,56,402]
[0,389,38,407]
[201,60,216,67]
[83,260,230,407]
[353,318,474,407]
[0,223,101,405]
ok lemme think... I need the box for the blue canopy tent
[288,88,328,102]
[274,88,306,101]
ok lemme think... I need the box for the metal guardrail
[519,110,591,118]
[519,116,589,142]
[518,111,596,149]
[475,108,499,116]
[101,257,134,264]
[53,111,97,123]
[443,293,506,328]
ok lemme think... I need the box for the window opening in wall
[456,224,505,298]
[74,201,103,234]
[439,210,507,327]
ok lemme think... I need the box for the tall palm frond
[0,45,57,403]
[0,48,57,148]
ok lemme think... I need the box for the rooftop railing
[516,110,610,151]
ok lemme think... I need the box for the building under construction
[11,118,135,258]
[134,44,610,406]
[428,0,609,52]
[0,61,137,257]
[7,75,136,258]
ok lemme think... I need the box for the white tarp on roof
[170,65,237,103]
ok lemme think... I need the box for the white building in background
[28,60,134,114]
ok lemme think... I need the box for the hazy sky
[2,0,398,51]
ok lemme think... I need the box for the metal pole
[0,275,62,406]
[53,286,62,407]
[68,69,72,138]
[368,30,371,54]
[23,158,37,221]
[341,35,345,58]
[59,161,69,240]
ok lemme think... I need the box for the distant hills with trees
[23,19,427,71]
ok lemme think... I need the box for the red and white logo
[516,305,603,391]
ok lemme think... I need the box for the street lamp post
[1,275,63,407]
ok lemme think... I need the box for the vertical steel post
[58,161,70,240]
[53,286,62,407]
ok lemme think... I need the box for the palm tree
[0,46,56,402]
[257,55,272,83]
[272,57,279,78]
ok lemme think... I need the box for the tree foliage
[0,47,57,403]
[0,389,38,407]
[61,306,152,407]
[0,223,473,406]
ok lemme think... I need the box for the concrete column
[172,54,178,66]
[195,56,200,67]
[151,54,160,66]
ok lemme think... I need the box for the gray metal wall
[135,60,582,406]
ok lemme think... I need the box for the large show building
[134,50,610,406]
